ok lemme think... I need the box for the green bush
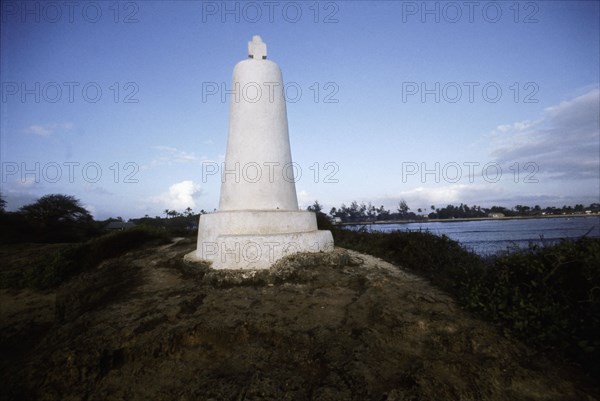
[333,228,600,380]
[333,228,485,292]
[315,212,334,231]
[8,227,171,290]
[83,226,170,265]
[475,238,600,377]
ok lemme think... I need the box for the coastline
[338,213,599,226]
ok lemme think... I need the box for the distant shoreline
[338,213,599,226]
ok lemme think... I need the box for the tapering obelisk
[186,36,333,269]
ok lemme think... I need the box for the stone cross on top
[248,35,267,60]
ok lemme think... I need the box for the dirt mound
[1,240,597,400]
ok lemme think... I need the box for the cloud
[371,183,506,210]
[83,204,97,219]
[27,125,53,137]
[149,180,203,211]
[24,122,75,137]
[296,189,313,209]
[83,185,113,196]
[16,175,40,188]
[489,88,599,180]
[151,146,198,164]
[0,191,38,212]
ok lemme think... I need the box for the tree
[397,199,409,218]
[376,205,390,220]
[184,207,193,217]
[19,194,94,242]
[366,202,377,220]
[20,194,92,224]
[307,201,323,214]
[344,201,367,221]
[0,194,6,213]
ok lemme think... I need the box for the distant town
[310,201,600,224]
[1,194,598,243]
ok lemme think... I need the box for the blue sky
[1,0,599,219]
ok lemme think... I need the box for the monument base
[184,210,334,269]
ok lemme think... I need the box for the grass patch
[0,227,171,290]
[333,228,484,292]
[333,228,600,380]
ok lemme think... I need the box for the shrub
[333,228,485,293]
[333,228,600,380]
[315,212,334,231]
[6,227,171,290]
[474,238,600,377]
[83,226,170,266]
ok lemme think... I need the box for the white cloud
[83,204,97,219]
[372,183,505,210]
[152,146,198,163]
[142,146,201,171]
[83,184,113,196]
[488,88,599,180]
[296,189,313,209]
[24,122,74,137]
[27,125,53,137]
[149,180,203,211]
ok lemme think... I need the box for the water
[345,216,600,256]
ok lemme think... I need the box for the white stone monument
[185,36,333,269]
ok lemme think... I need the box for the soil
[1,239,598,401]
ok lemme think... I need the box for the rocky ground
[1,239,598,401]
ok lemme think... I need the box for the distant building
[105,222,137,231]
[488,212,505,218]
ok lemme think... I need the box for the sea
[344,216,600,256]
